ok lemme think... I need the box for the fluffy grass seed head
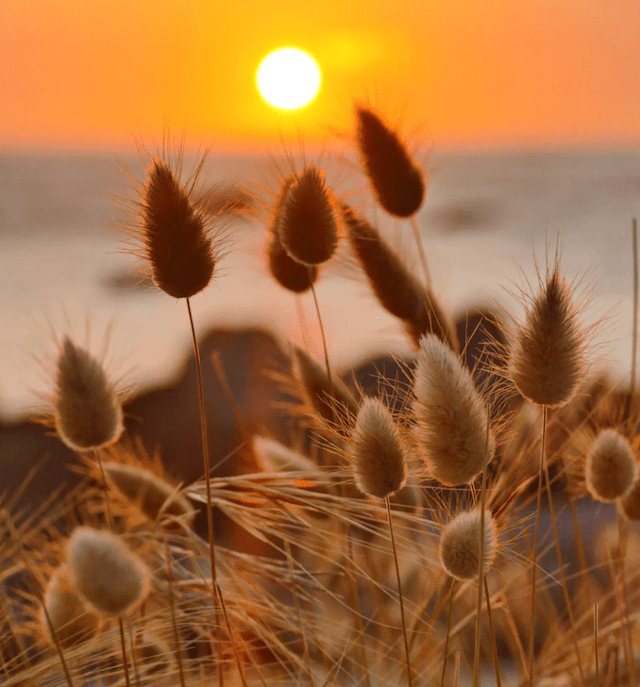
[413,334,495,485]
[350,396,407,499]
[277,165,340,266]
[267,175,319,292]
[508,266,585,408]
[439,509,498,581]
[141,158,216,299]
[620,475,640,520]
[355,105,425,218]
[67,527,150,616]
[342,204,458,351]
[41,565,100,649]
[103,462,195,530]
[54,337,124,452]
[585,428,636,502]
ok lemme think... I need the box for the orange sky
[2,0,640,151]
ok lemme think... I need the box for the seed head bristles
[252,436,318,473]
[54,337,123,452]
[585,428,637,502]
[342,204,458,351]
[142,158,216,299]
[355,105,425,218]
[41,565,100,649]
[102,462,196,530]
[293,347,360,436]
[278,165,340,266]
[439,509,498,581]
[413,334,495,485]
[508,266,585,408]
[67,527,150,617]
[267,176,319,293]
[620,477,640,520]
[350,397,407,498]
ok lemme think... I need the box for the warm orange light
[256,48,321,110]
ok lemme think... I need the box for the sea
[1,147,640,421]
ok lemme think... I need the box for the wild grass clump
[5,116,640,687]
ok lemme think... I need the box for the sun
[256,48,321,111]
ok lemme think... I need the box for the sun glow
[256,48,321,111]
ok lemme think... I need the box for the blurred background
[1,0,640,421]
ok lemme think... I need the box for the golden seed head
[41,565,100,649]
[67,527,150,616]
[509,268,584,407]
[413,334,494,485]
[350,396,407,499]
[142,159,215,299]
[355,106,425,218]
[585,428,637,502]
[54,337,123,452]
[103,462,195,530]
[278,165,340,266]
[439,509,497,580]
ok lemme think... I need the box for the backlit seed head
[413,334,494,485]
[355,106,425,217]
[350,397,407,499]
[586,429,637,502]
[278,165,340,266]
[67,527,149,616]
[509,268,585,408]
[54,337,123,452]
[103,462,195,530]
[620,476,640,520]
[439,509,497,581]
[41,565,100,648]
[142,159,216,299]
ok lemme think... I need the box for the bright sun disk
[257,48,321,111]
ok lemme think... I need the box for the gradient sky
[2,0,640,151]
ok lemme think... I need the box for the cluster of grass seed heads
[413,334,494,485]
[350,396,407,499]
[54,337,123,452]
[439,509,497,581]
[342,204,458,351]
[103,462,195,530]
[293,347,359,435]
[267,176,318,293]
[142,159,216,299]
[509,268,585,408]
[42,565,100,648]
[277,165,340,266]
[67,527,150,616]
[585,429,637,502]
[355,105,425,218]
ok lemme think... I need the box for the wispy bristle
[439,509,497,580]
[350,396,407,499]
[355,106,425,217]
[293,347,359,435]
[103,462,195,530]
[54,337,123,452]
[41,565,100,649]
[278,165,340,266]
[413,334,494,485]
[142,159,215,299]
[67,527,150,616]
[342,204,458,351]
[508,267,585,407]
[585,428,637,502]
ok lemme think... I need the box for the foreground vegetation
[2,110,639,687]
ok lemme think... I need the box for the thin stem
[309,280,332,388]
[96,449,113,528]
[627,217,638,432]
[118,617,132,687]
[386,495,413,687]
[164,540,187,687]
[453,651,461,687]
[439,580,456,687]
[186,297,224,687]
[41,604,76,687]
[594,603,599,687]
[484,578,502,687]
[409,216,431,286]
[528,403,548,687]
[216,582,249,687]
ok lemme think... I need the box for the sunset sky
[2,0,640,151]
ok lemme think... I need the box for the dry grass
[2,115,640,687]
